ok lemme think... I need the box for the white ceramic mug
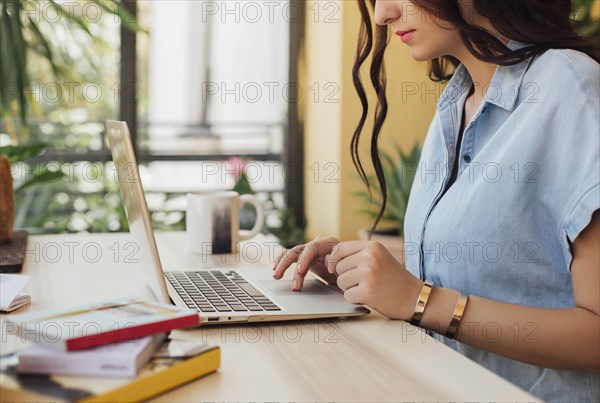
[186,191,264,254]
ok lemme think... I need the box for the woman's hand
[326,240,423,321]
[273,236,341,291]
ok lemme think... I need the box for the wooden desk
[1,232,538,402]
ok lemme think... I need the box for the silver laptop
[105,120,369,325]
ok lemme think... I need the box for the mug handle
[238,194,265,241]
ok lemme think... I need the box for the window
[4,0,303,240]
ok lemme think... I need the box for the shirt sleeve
[537,50,600,266]
[564,183,600,243]
[556,51,600,244]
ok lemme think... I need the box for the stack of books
[1,296,220,402]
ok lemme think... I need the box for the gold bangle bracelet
[410,280,434,326]
[445,293,469,339]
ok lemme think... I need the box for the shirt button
[463,155,472,163]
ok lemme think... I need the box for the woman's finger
[291,236,339,290]
[336,267,362,291]
[332,253,361,276]
[326,241,367,274]
[343,284,365,305]
[273,248,287,270]
[292,236,324,289]
[295,236,339,274]
[296,236,327,271]
[273,244,305,279]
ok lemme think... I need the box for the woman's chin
[409,47,437,62]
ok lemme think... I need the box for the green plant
[0,0,141,135]
[267,208,306,248]
[355,143,421,237]
[0,142,66,235]
[0,142,65,191]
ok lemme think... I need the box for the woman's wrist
[418,286,462,335]
[398,275,426,321]
[409,280,434,326]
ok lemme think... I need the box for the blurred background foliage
[0,0,147,234]
[1,0,140,134]
[573,0,600,39]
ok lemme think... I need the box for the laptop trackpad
[259,280,333,296]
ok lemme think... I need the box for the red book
[5,297,200,351]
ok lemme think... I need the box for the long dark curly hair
[353,0,599,237]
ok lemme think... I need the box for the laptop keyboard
[165,270,281,313]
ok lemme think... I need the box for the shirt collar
[438,40,533,112]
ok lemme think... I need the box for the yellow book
[0,339,220,402]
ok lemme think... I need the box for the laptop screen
[105,120,171,304]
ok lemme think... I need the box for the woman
[274,1,599,401]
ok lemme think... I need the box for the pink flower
[227,157,248,181]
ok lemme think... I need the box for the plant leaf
[26,15,65,79]
[0,143,47,162]
[15,169,66,192]
[2,0,29,124]
[47,0,93,37]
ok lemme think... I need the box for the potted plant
[355,142,421,263]
[0,143,65,271]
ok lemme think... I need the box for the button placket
[463,102,489,164]
[459,105,485,173]
[461,132,474,173]
[418,105,457,280]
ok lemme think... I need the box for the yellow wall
[303,1,438,241]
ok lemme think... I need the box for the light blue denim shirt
[404,42,600,402]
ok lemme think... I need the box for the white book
[0,274,31,312]
[16,334,165,378]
